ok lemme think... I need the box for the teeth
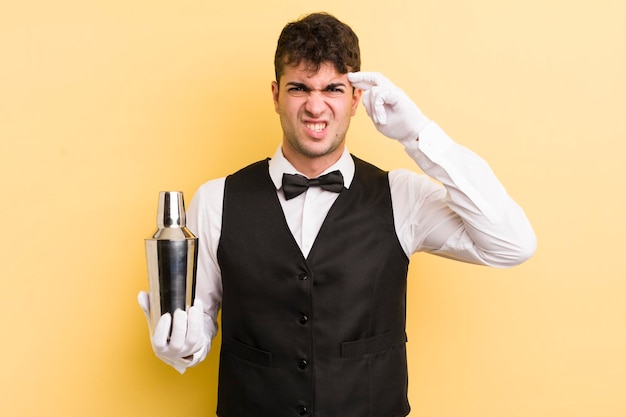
[305,123,326,132]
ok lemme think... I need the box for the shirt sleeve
[186,178,225,350]
[390,121,537,267]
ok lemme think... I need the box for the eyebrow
[324,83,347,90]
[285,82,348,90]
[285,82,310,90]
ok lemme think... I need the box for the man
[139,12,536,417]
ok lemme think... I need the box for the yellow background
[1,0,625,416]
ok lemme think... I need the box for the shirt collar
[268,145,355,191]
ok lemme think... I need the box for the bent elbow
[489,229,537,268]
[518,231,537,264]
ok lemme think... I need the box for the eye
[286,84,309,96]
[323,86,345,97]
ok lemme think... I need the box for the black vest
[216,156,411,417]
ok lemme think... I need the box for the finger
[193,298,204,311]
[349,80,376,91]
[153,313,172,350]
[347,72,391,90]
[137,291,150,316]
[373,88,390,125]
[168,309,188,352]
[361,85,388,124]
[186,303,204,347]
[137,291,152,326]
[360,90,374,120]
[347,72,380,90]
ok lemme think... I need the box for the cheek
[279,99,304,119]
[342,101,359,118]
[274,98,288,116]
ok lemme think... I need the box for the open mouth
[304,122,327,133]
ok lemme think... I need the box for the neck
[281,146,344,178]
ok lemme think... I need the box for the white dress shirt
[186,121,537,363]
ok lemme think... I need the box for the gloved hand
[347,72,430,145]
[138,291,209,374]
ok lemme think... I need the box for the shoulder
[389,168,445,200]
[190,177,226,216]
[350,155,390,186]
[351,154,386,174]
[196,177,226,197]
[228,158,270,178]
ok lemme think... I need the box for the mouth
[304,122,327,133]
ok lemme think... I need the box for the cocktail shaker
[145,191,197,334]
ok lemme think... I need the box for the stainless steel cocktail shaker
[145,191,197,334]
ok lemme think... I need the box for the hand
[138,291,209,374]
[347,72,430,145]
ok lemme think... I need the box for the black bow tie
[281,170,344,200]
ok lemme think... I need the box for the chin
[300,139,339,157]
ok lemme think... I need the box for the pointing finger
[348,72,379,90]
[348,72,392,90]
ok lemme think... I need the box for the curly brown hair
[274,12,361,83]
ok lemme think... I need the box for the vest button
[299,315,308,325]
[298,406,308,415]
[298,359,308,369]
[298,273,308,280]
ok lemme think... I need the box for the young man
[139,12,536,417]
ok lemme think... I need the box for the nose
[304,91,326,117]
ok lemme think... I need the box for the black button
[298,406,308,415]
[298,359,308,369]
[298,273,308,280]
[299,315,308,325]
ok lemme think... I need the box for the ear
[350,87,362,116]
[271,81,280,113]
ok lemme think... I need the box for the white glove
[347,72,430,145]
[138,291,209,374]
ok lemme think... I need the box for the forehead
[280,61,347,87]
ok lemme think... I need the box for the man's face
[272,61,362,170]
